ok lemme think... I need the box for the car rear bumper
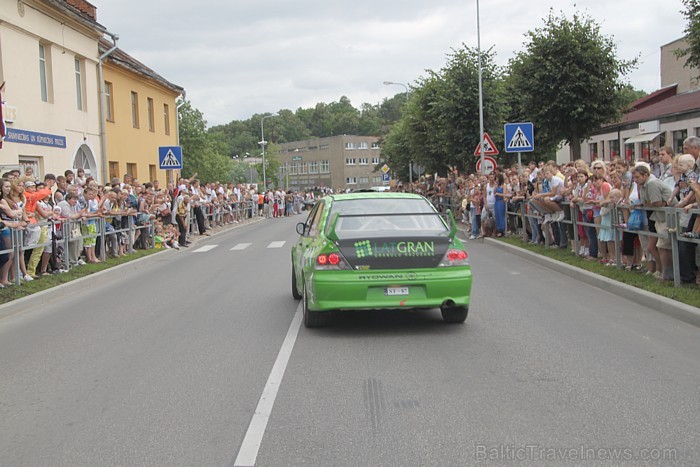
[306,268,472,312]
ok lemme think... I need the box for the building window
[372,176,382,183]
[319,144,330,150]
[609,140,620,159]
[359,176,369,184]
[308,145,318,151]
[74,58,84,110]
[290,162,298,175]
[358,142,368,149]
[673,129,688,155]
[371,157,380,164]
[126,163,137,180]
[109,161,119,180]
[345,142,356,150]
[105,82,114,122]
[39,44,49,102]
[589,143,597,161]
[600,141,605,160]
[346,158,356,165]
[131,92,140,128]
[346,177,357,185]
[320,160,330,173]
[308,161,319,174]
[371,142,380,149]
[299,162,307,174]
[149,164,157,183]
[696,127,700,137]
[147,98,155,132]
[359,157,368,165]
[164,104,170,135]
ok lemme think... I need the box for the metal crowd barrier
[505,201,700,288]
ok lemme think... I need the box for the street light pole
[260,113,277,190]
[383,81,412,183]
[476,0,486,176]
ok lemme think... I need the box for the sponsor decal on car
[353,240,435,258]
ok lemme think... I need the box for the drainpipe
[98,31,119,184]
[174,92,186,183]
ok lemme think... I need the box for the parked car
[291,192,472,327]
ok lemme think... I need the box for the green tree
[676,0,700,80]
[177,99,233,183]
[508,10,637,159]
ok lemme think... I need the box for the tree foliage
[177,99,234,183]
[677,0,700,80]
[381,45,507,177]
[507,10,637,159]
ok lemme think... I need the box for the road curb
[0,217,265,321]
[480,236,700,328]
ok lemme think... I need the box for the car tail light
[315,252,350,270]
[439,249,469,267]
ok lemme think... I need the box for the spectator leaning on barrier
[0,178,27,287]
[634,164,674,281]
[57,192,86,267]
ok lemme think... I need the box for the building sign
[4,128,66,148]
[292,156,303,161]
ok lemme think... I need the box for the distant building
[275,135,384,191]
[574,36,700,163]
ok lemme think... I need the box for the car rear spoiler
[326,209,457,242]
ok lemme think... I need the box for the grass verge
[497,236,700,309]
[0,249,159,305]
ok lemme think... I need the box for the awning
[624,131,662,144]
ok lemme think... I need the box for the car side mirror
[296,222,306,236]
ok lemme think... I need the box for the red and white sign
[473,133,499,156]
[476,156,497,174]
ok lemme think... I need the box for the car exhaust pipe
[441,300,456,311]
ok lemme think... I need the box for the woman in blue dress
[493,173,508,237]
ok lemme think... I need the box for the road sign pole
[518,152,522,176]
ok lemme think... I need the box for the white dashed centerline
[230,243,252,251]
[267,241,286,249]
[232,305,302,467]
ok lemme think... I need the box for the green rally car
[291,192,472,327]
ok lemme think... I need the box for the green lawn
[497,236,700,309]
[0,249,160,305]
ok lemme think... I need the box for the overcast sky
[90,0,687,127]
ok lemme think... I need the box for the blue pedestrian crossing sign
[159,146,183,169]
[504,122,534,153]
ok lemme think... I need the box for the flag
[0,82,5,149]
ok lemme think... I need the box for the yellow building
[99,39,184,185]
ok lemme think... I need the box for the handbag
[69,222,82,241]
[627,209,643,231]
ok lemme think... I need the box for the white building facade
[0,0,105,179]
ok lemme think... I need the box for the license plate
[385,287,409,296]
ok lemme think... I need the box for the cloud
[91,0,687,126]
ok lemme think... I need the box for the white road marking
[193,245,218,253]
[267,241,286,249]
[233,305,302,467]
[230,243,252,251]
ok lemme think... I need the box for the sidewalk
[456,224,700,328]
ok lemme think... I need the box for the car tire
[441,306,468,323]
[291,264,302,300]
[303,282,328,328]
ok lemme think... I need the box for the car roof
[328,192,427,202]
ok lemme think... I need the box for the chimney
[64,0,97,21]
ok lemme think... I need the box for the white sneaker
[469,235,476,240]
[23,274,33,282]
[77,259,86,266]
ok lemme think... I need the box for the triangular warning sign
[161,149,180,168]
[507,127,532,150]
[473,133,499,156]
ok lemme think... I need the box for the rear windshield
[328,198,448,238]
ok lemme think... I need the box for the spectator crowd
[0,167,315,288]
[390,136,700,286]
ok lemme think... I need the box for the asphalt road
[0,215,698,466]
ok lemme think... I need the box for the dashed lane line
[193,245,218,253]
[267,241,286,249]
[230,243,252,251]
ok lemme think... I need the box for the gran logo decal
[353,240,435,258]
